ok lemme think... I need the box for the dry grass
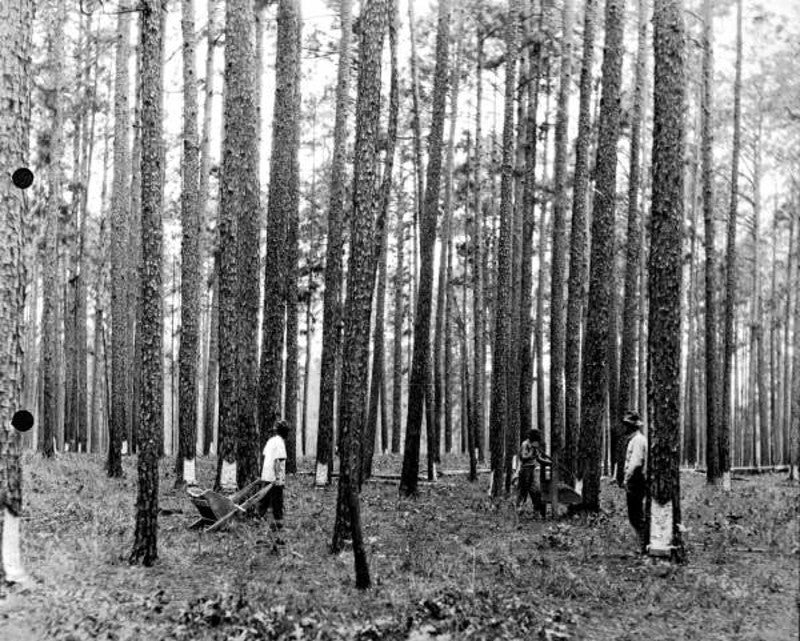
[0,452,796,640]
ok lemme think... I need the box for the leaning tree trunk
[576,0,625,511]
[315,0,353,486]
[617,0,647,484]
[721,0,742,488]
[647,0,686,561]
[129,0,164,567]
[399,0,451,497]
[176,0,201,487]
[330,0,388,591]
[488,0,519,499]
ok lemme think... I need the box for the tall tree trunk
[576,0,625,511]
[782,214,794,471]
[176,0,201,487]
[0,0,32,455]
[721,0,742,486]
[203,275,219,455]
[200,0,220,456]
[534,80,552,446]
[399,0,451,497]
[315,0,353,486]
[216,0,260,490]
[519,2,542,473]
[700,0,720,483]
[129,37,144,457]
[434,29,461,465]
[129,0,164,567]
[391,176,405,456]
[330,0,388,591]
[107,6,131,475]
[647,0,685,561]
[41,0,67,459]
[617,0,647,483]
[260,0,301,452]
[487,0,519,499]
[363,0,399,479]
[790,212,800,479]
[471,28,486,471]
[549,0,576,506]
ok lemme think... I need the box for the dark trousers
[517,466,545,516]
[626,470,647,552]
[256,482,284,529]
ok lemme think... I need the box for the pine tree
[617,0,648,484]
[129,0,164,567]
[176,0,201,486]
[576,0,625,511]
[400,0,451,497]
[315,0,353,486]
[0,0,32,438]
[721,0,742,487]
[330,0,388,589]
[647,0,686,561]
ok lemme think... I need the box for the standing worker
[517,429,551,517]
[622,411,648,554]
[258,419,288,539]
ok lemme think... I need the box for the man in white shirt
[622,411,648,554]
[258,420,288,533]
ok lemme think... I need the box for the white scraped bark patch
[574,478,583,496]
[315,463,328,487]
[649,500,673,556]
[722,471,731,491]
[183,458,197,485]
[121,440,128,455]
[2,508,27,583]
[220,460,237,491]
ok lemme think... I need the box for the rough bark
[618,0,647,483]
[487,0,519,499]
[647,0,685,561]
[391,180,405,456]
[700,0,720,483]
[200,0,220,456]
[399,0,451,497]
[216,0,260,487]
[549,0,576,503]
[564,0,593,467]
[471,29,486,471]
[363,0,399,479]
[576,0,625,511]
[316,0,353,485]
[107,6,131,474]
[0,0,32,470]
[129,0,164,567]
[330,0,388,591]
[720,0,742,481]
[176,0,201,486]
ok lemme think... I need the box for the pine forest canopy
[2,0,798,588]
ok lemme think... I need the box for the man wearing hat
[1,410,34,585]
[622,411,648,554]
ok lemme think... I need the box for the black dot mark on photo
[12,167,34,190]
[11,410,34,433]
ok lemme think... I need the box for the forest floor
[0,453,797,641]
